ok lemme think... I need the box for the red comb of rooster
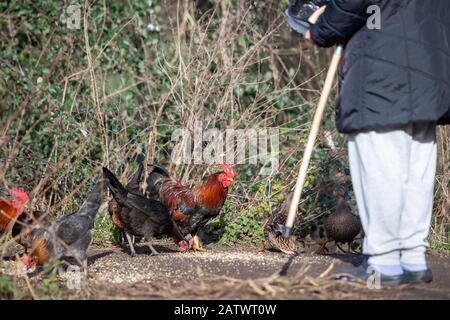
[9,188,29,204]
[220,163,235,178]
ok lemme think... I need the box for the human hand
[305,30,311,40]
[305,5,326,42]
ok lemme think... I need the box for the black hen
[103,167,192,256]
[108,164,144,247]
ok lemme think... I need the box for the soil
[2,239,449,299]
[77,240,450,299]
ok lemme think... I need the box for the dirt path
[78,240,450,299]
[2,239,449,299]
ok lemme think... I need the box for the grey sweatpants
[348,123,437,266]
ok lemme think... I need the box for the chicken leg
[125,232,137,256]
[347,242,352,254]
[82,258,88,277]
[146,239,159,255]
[192,235,206,252]
[336,243,348,254]
[51,264,62,276]
[314,241,328,255]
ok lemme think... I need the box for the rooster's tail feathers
[126,163,144,190]
[148,164,170,177]
[146,164,170,198]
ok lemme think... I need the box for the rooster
[16,179,106,274]
[103,167,192,256]
[146,163,235,251]
[0,188,29,237]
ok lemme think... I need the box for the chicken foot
[314,241,328,255]
[192,235,206,252]
[337,242,353,254]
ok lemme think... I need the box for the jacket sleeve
[310,0,381,47]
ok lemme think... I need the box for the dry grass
[81,262,372,300]
[431,127,450,251]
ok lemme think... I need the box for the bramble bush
[0,0,448,251]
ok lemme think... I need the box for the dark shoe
[334,264,405,286]
[403,268,433,284]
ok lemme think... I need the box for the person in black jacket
[304,0,450,285]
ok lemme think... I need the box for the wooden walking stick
[284,6,343,237]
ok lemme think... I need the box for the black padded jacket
[310,0,450,133]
